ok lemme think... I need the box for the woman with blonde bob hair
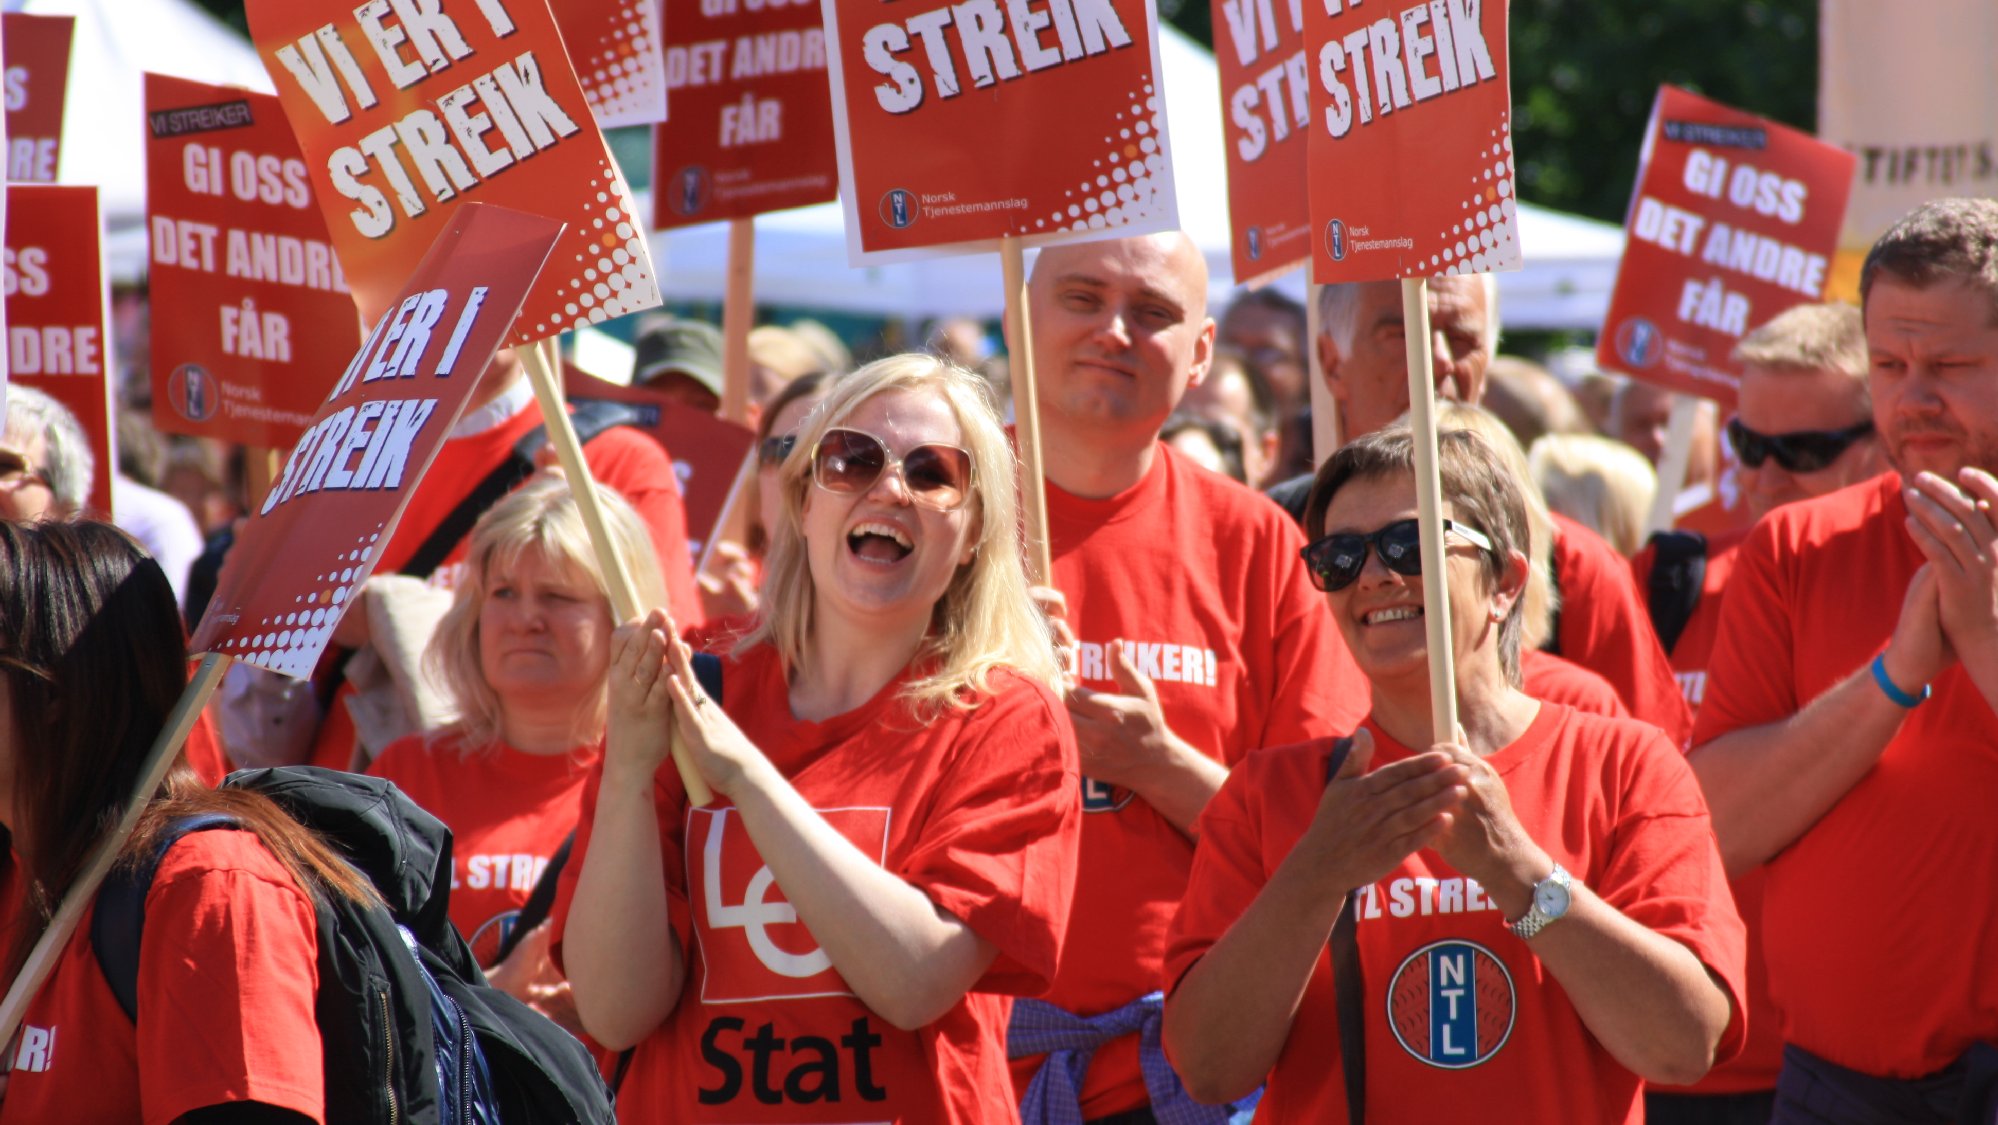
[368,473,665,1029]
[556,353,1082,1122]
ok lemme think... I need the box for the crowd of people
[0,193,1994,1124]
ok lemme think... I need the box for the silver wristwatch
[1504,864,1574,941]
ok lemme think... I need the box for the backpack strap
[400,398,643,580]
[1323,737,1365,1125]
[92,813,244,1023]
[1644,530,1710,656]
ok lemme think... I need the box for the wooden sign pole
[518,342,714,806]
[1001,237,1052,584]
[1644,393,1703,537]
[1402,278,1458,745]
[0,651,234,1045]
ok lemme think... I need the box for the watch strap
[1505,863,1572,941]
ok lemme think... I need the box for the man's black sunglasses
[1300,518,1496,593]
[1726,417,1873,473]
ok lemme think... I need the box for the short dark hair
[1305,426,1530,685]
[1860,197,1998,323]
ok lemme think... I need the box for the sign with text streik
[1304,0,1520,283]
[4,184,112,518]
[557,0,668,128]
[1597,86,1856,405]
[820,0,1176,263]
[1213,0,1310,285]
[146,74,364,448]
[245,0,660,344]
[652,0,835,229]
[2,13,73,183]
[191,203,562,676]
[564,366,755,558]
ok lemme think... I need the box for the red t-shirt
[0,830,323,1125]
[1520,649,1628,718]
[1013,445,1371,1117]
[1549,512,1692,747]
[1166,705,1747,1124]
[1628,530,1780,1095]
[368,733,595,965]
[550,643,1081,1122]
[1695,471,1998,1077]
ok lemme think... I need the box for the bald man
[1006,232,1368,1124]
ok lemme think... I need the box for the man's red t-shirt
[550,643,1081,1122]
[0,831,323,1124]
[368,733,595,965]
[1549,512,1692,746]
[1521,649,1628,718]
[1628,529,1780,1095]
[1695,472,1998,1077]
[1166,705,1747,1124]
[1012,445,1371,1117]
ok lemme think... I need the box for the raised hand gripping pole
[1002,236,1053,584]
[1402,278,1459,745]
[0,651,234,1046]
[517,341,714,807]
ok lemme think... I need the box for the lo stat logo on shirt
[687,805,892,1003]
[1386,939,1514,1068]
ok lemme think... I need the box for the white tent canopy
[649,25,1625,331]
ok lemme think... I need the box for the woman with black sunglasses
[553,354,1080,1123]
[1161,425,1747,1123]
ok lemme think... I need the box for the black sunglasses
[1300,517,1496,593]
[759,434,797,467]
[1726,417,1874,473]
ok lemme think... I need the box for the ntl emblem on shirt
[1386,940,1515,1068]
[687,805,892,1003]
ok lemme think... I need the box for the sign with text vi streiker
[2,13,73,183]
[4,184,111,518]
[146,74,364,448]
[653,0,835,229]
[1597,86,1856,406]
[193,203,561,676]
[820,0,1176,263]
[1214,0,1311,285]
[245,0,660,344]
[1305,0,1520,283]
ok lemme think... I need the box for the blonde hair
[1733,302,1869,406]
[427,474,667,748]
[1436,401,1558,650]
[1529,434,1657,558]
[738,353,1061,712]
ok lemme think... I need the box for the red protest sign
[1213,0,1310,284]
[1304,0,1520,283]
[564,366,755,556]
[651,0,835,229]
[3,184,111,518]
[145,74,365,448]
[245,0,660,345]
[558,0,667,128]
[2,13,72,183]
[821,0,1175,262]
[1596,86,1857,406]
[191,203,562,675]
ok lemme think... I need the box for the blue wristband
[1871,653,1930,708]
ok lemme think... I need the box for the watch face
[1535,880,1571,918]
